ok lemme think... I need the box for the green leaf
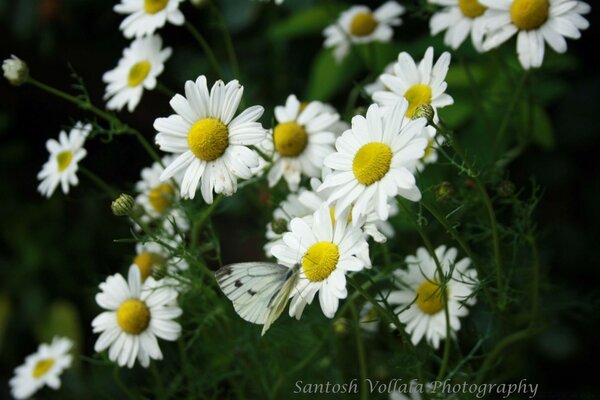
[305,49,363,101]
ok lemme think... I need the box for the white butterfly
[215,262,301,335]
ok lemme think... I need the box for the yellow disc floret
[133,252,164,281]
[117,299,151,334]
[32,358,55,378]
[56,150,73,172]
[188,118,229,161]
[148,183,175,213]
[511,0,549,31]
[352,142,393,185]
[350,12,378,37]
[128,61,151,87]
[458,0,486,18]
[302,242,340,282]
[144,0,169,14]
[273,122,308,157]
[404,84,433,118]
[416,280,447,315]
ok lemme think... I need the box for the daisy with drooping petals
[319,101,428,222]
[264,94,339,191]
[373,47,453,118]
[323,2,405,62]
[389,246,478,349]
[429,0,488,51]
[9,337,73,399]
[114,0,185,39]
[37,122,91,198]
[92,266,182,368]
[272,205,370,319]
[103,34,172,112]
[264,189,312,257]
[479,0,590,69]
[154,76,267,203]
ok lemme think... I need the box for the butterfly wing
[261,264,300,336]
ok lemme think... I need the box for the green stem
[209,1,240,80]
[458,55,490,131]
[80,167,118,197]
[528,234,540,323]
[185,21,225,79]
[150,362,167,400]
[191,194,224,248]
[156,81,175,97]
[492,71,529,159]
[112,366,137,400]
[129,129,163,166]
[350,301,368,400]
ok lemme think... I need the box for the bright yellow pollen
[352,142,393,186]
[133,252,164,281]
[458,0,486,18]
[56,150,73,172]
[302,242,340,282]
[416,281,447,315]
[148,183,175,213]
[349,12,378,37]
[127,61,151,87]
[187,118,229,161]
[273,122,308,157]
[144,0,169,14]
[32,358,55,378]
[404,84,433,118]
[117,299,150,334]
[510,0,549,31]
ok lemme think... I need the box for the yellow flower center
[144,0,169,14]
[302,242,340,282]
[458,0,486,18]
[349,12,378,37]
[32,358,55,378]
[416,281,447,315]
[133,252,164,281]
[510,0,549,31]
[56,150,73,172]
[273,122,308,157]
[128,61,151,87]
[352,142,393,185]
[188,118,229,161]
[404,84,433,118]
[117,299,150,334]
[148,183,175,213]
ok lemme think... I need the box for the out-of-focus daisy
[133,241,188,282]
[415,127,442,172]
[37,122,91,198]
[323,2,405,62]
[429,0,488,51]
[92,266,182,368]
[114,0,185,39]
[135,156,180,220]
[154,76,267,203]
[479,0,590,69]
[9,337,73,399]
[319,101,428,222]
[103,34,172,112]
[3,55,28,86]
[373,47,453,118]
[264,94,339,191]
[360,302,380,333]
[272,205,370,319]
[264,190,312,257]
[389,246,478,349]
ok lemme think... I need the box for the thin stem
[191,194,224,248]
[350,301,368,400]
[528,234,540,323]
[185,21,225,79]
[80,167,118,197]
[129,129,163,166]
[209,1,240,80]
[458,55,491,131]
[156,81,175,97]
[492,71,529,159]
[150,362,167,400]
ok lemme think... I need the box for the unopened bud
[436,181,454,202]
[333,318,348,336]
[271,218,288,235]
[413,104,435,124]
[3,55,28,86]
[111,194,135,216]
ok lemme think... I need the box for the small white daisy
[319,101,428,222]
[323,2,405,62]
[389,246,478,349]
[132,240,188,283]
[135,156,181,220]
[154,76,267,203]
[429,0,488,51]
[264,189,312,257]
[272,205,370,319]
[9,337,73,399]
[103,34,172,112]
[114,0,185,39]
[263,94,339,191]
[373,47,454,118]
[92,265,182,368]
[37,122,91,198]
[3,54,28,86]
[479,0,590,69]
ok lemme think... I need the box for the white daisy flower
[319,101,428,222]
[264,94,339,191]
[264,189,312,257]
[92,266,182,368]
[103,34,172,112]
[373,47,454,118]
[272,205,370,319]
[154,76,267,203]
[415,127,443,173]
[9,337,73,399]
[389,246,478,349]
[359,302,380,333]
[323,1,405,62]
[479,0,590,69]
[364,62,395,96]
[3,54,28,86]
[114,0,185,39]
[133,240,188,283]
[429,0,488,51]
[37,122,91,198]
[135,155,181,220]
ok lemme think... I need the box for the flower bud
[413,104,435,124]
[271,218,289,235]
[3,55,28,86]
[111,194,135,216]
[436,181,454,202]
